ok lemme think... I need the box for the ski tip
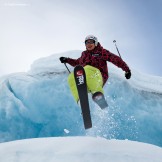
[84,123,92,129]
[85,126,92,130]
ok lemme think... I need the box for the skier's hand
[60,57,67,63]
[125,70,131,79]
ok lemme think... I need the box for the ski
[92,92,108,109]
[74,65,92,129]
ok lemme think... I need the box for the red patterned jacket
[66,43,130,85]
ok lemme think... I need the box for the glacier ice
[0,51,162,147]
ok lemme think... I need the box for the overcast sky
[0,0,162,77]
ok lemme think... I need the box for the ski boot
[92,92,108,109]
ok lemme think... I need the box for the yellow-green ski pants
[68,65,104,102]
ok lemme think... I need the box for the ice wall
[0,51,162,147]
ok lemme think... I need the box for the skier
[59,35,131,107]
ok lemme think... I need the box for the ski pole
[113,40,122,59]
[64,63,71,73]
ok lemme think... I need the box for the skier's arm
[103,50,130,72]
[65,52,86,67]
[66,58,79,67]
[59,56,80,66]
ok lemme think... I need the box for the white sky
[0,0,162,76]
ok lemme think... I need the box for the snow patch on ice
[0,137,162,162]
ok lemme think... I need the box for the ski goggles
[85,40,95,45]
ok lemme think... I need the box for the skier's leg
[84,65,108,108]
[67,72,79,103]
[84,65,104,94]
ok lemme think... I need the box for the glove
[59,57,67,63]
[125,70,131,79]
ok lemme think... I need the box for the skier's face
[85,40,95,51]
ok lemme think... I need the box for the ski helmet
[85,35,98,46]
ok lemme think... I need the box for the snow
[0,50,162,161]
[0,137,162,162]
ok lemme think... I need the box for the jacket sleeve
[103,49,130,72]
[66,58,79,67]
[66,52,85,67]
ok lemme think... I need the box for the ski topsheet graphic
[74,65,92,129]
